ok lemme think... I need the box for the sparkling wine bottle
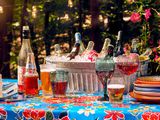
[54,44,63,56]
[99,38,111,58]
[82,41,94,55]
[67,32,82,60]
[113,31,123,57]
[76,32,85,55]
[131,38,139,53]
[23,53,39,97]
[17,26,33,94]
[82,41,98,61]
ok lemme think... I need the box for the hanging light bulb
[0,6,3,14]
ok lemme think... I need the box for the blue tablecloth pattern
[0,95,160,120]
[0,79,160,120]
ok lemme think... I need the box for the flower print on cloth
[142,112,160,120]
[104,111,124,120]
[0,108,7,120]
[23,108,45,120]
[78,108,95,117]
[59,111,70,120]
[130,12,141,23]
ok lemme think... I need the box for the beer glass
[107,70,125,104]
[40,64,56,97]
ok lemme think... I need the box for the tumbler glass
[40,64,55,97]
[50,70,69,97]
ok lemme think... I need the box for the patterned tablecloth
[0,79,160,120]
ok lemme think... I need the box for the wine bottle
[82,41,98,61]
[23,53,39,97]
[99,38,111,58]
[54,44,63,56]
[67,32,81,60]
[131,38,139,53]
[76,32,85,54]
[82,41,94,55]
[17,25,33,94]
[113,31,123,57]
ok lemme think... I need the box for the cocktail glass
[95,55,115,101]
[115,44,139,102]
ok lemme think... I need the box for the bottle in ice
[18,25,33,94]
[82,41,94,55]
[113,31,123,57]
[67,32,83,60]
[23,53,39,97]
[54,44,63,56]
[76,32,85,55]
[131,38,139,53]
[81,41,98,61]
[99,38,111,58]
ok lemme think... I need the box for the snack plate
[134,86,160,92]
[134,83,160,87]
[136,76,160,84]
[133,90,160,97]
[130,92,160,103]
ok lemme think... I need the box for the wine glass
[115,43,139,101]
[95,55,115,101]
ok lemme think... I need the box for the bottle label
[18,66,26,85]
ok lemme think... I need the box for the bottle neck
[99,38,111,57]
[86,41,94,51]
[21,38,32,52]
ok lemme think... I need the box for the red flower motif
[104,111,124,120]
[23,109,45,120]
[145,8,151,21]
[23,109,31,119]
[130,12,141,23]
[60,116,70,120]
[142,112,160,120]
[0,108,7,116]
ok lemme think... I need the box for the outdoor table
[0,79,160,120]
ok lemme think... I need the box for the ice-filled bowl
[45,55,103,93]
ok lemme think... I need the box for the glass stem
[104,78,108,100]
[126,75,130,93]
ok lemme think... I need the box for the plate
[130,92,160,103]
[134,86,160,92]
[133,90,160,97]
[136,76,160,84]
[134,83,160,87]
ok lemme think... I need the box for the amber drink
[40,64,55,96]
[107,84,125,103]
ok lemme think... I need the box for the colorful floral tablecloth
[1,79,160,120]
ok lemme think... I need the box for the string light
[32,6,37,18]
[99,15,104,22]
[0,6,3,14]
[104,17,108,27]
[68,0,73,8]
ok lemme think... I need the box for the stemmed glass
[115,43,139,101]
[95,55,115,101]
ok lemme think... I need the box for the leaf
[46,111,54,120]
